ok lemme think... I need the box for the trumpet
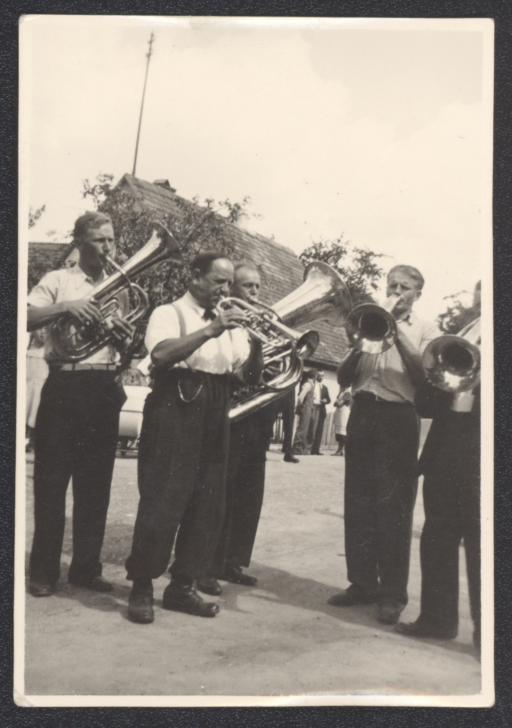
[422,317,481,393]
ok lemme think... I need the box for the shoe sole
[128,609,154,624]
[197,586,223,596]
[162,599,219,618]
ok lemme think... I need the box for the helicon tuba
[51,223,183,362]
[422,316,481,393]
[228,261,352,421]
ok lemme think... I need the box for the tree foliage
[437,291,478,334]
[78,173,256,357]
[28,204,46,229]
[299,235,385,305]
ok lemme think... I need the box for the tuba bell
[51,223,183,362]
[422,317,481,393]
[228,261,352,421]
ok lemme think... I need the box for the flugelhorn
[227,261,352,420]
[51,223,183,362]
[422,317,480,393]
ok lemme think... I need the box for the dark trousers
[30,370,124,584]
[126,372,230,584]
[212,413,269,572]
[344,395,419,606]
[419,413,480,636]
[310,404,326,454]
[334,434,346,454]
[281,390,295,456]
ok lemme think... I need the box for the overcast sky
[21,16,493,318]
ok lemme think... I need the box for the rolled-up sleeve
[145,305,180,356]
[27,270,61,307]
[230,327,252,369]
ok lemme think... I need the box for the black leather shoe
[69,575,113,593]
[283,454,299,463]
[221,565,258,587]
[310,451,323,455]
[196,577,223,596]
[328,586,377,607]
[395,620,456,640]
[377,603,403,625]
[128,589,154,624]
[29,580,55,597]
[163,584,219,618]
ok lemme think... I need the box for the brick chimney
[153,179,176,193]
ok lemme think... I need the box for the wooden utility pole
[132,32,155,177]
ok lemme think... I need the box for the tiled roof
[116,174,349,368]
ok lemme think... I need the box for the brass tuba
[228,261,352,421]
[422,317,481,393]
[51,223,183,362]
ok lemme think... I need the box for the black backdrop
[1,2,511,726]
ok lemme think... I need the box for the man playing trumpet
[329,265,439,625]
[125,252,263,624]
[396,281,481,651]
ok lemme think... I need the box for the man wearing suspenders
[125,252,262,624]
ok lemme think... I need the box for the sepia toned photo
[15,15,494,707]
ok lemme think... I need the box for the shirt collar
[183,290,208,315]
[396,309,416,325]
[73,264,107,286]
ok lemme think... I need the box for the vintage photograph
[16,15,494,707]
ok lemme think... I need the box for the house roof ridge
[121,174,300,260]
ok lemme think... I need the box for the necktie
[202,307,216,321]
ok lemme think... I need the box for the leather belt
[49,363,120,372]
[354,391,412,406]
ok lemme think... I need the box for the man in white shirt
[125,252,263,624]
[27,211,133,597]
[328,265,439,625]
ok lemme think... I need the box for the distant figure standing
[292,370,315,455]
[310,370,331,455]
[278,388,299,463]
[332,387,352,456]
[26,328,49,450]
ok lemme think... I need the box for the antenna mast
[132,32,155,177]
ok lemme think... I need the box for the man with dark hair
[328,264,439,625]
[125,253,263,624]
[27,211,133,597]
[198,262,275,595]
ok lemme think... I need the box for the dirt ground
[22,444,481,701]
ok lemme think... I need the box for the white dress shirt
[144,291,251,375]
